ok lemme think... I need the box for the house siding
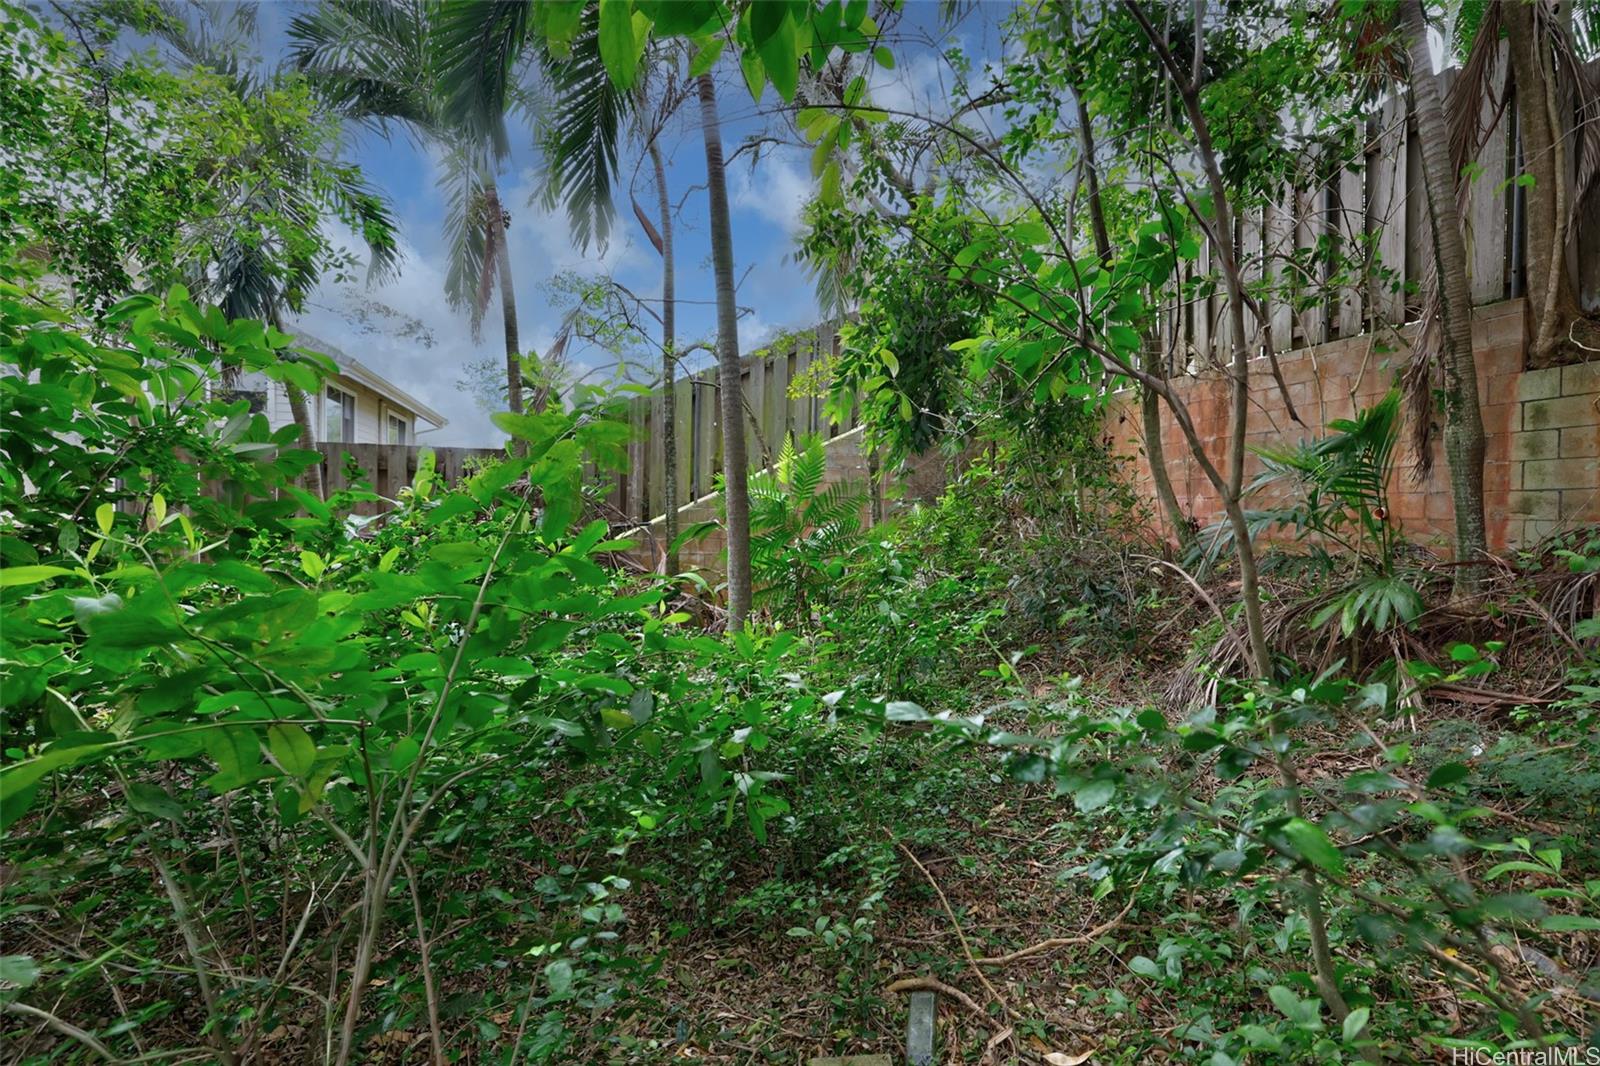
[233,371,425,445]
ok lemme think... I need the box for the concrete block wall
[1107,299,1600,554]
[1506,361,1600,543]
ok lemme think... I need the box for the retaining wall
[1107,299,1600,553]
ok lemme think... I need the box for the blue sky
[258,2,1007,446]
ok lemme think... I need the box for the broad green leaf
[1074,778,1115,812]
[126,781,184,823]
[1540,915,1600,932]
[0,955,41,988]
[389,737,421,772]
[1128,955,1160,978]
[689,37,726,77]
[1343,1006,1371,1043]
[597,0,639,90]
[755,7,798,101]
[0,565,74,588]
[1425,762,1469,789]
[545,959,574,998]
[267,724,317,778]
[1282,817,1345,877]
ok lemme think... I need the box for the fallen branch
[974,885,1141,966]
[894,841,1016,1020]
[886,977,997,1028]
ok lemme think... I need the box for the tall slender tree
[648,137,681,570]
[698,72,753,629]
[1501,2,1593,364]
[1402,0,1487,586]
[289,0,530,414]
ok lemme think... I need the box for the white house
[228,328,447,445]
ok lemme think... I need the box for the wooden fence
[596,322,863,524]
[315,444,501,515]
[597,52,1600,527]
[1154,51,1600,370]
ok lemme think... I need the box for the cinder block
[1523,394,1600,431]
[1480,402,1519,438]
[1522,458,1597,491]
[1524,519,1561,542]
[1506,490,1560,519]
[1510,430,1560,461]
[1560,489,1600,522]
[1515,366,1562,402]
[1562,361,1600,397]
[1559,427,1600,459]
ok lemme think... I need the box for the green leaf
[1540,915,1600,932]
[545,959,574,998]
[390,737,421,772]
[1128,955,1160,977]
[267,724,317,778]
[1074,778,1116,812]
[1426,762,1469,789]
[0,565,74,588]
[126,781,184,823]
[1268,984,1322,1028]
[1342,1006,1370,1043]
[758,17,798,101]
[1282,817,1345,876]
[96,502,115,534]
[739,49,766,101]
[597,0,639,89]
[1107,325,1142,355]
[0,955,41,989]
[689,36,726,77]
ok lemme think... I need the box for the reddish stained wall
[1108,299,1600,554]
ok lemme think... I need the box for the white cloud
[730,151,813,238]
[293,155,659,447]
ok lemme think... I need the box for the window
[223,389,266,414]
[325,386,356,443]
[387,415,408,445]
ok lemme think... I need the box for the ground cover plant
[3,0,1599,1063]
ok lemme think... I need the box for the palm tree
[288,0,533,414]
[144,4,401,499]
[1401,0,1487,589]
[646,134,681,571]
[431,5,757,615]
[1500,2,1597,363]
[697,71,754,630]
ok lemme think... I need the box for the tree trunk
[484,177,524,414]
[1405,0,1489,587]
[650,141,680,573]
[1077,77,1188,547]
[697,73,752,630]
[1140,347,1189,548]
[1503,3,1581,365]
[269,305,325,499]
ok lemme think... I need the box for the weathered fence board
[612,69,1598,528]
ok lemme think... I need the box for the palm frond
[431,0,529,160]
[439,145,495,335]
[538,14,627,252]
[288,0,440,138]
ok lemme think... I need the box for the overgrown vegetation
[3,0,1598,1063]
